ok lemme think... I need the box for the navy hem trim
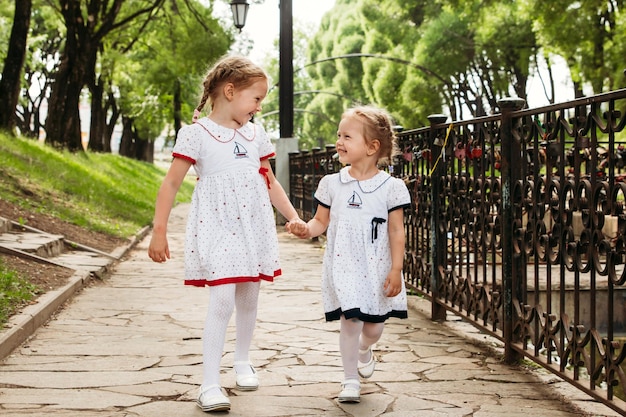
[325,307,408,323]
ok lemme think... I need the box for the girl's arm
[301,205,330,239]
[261,159,301,222]
[148,157,192,263]
[383,208,406,297]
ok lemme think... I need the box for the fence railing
[288,88,626,415]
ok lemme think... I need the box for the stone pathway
[0,204,619,416]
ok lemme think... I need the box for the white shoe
[197,385,230,412]
[358,347,376,378]
[234,361,259,391]
[337,379,361,403]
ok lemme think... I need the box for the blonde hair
[195,55,267,114]
[342,105,399,166]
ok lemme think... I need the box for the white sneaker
[197,385,230,412]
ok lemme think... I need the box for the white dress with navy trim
[171,117,280,287]
[314,166,411,322]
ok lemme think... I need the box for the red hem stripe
[184,270,282,287]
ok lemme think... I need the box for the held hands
[285,218,309,239]
[383,270,403,297]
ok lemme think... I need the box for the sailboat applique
[233,142,249,158]
[347,191,362,209]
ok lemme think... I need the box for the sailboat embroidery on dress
[347,191,362,209]
[233,142,248,159]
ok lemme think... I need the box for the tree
[530,0,625,95]
[303,0,369,147]
[302,0,539,137]
[44,0,165,151]
[0,0,31,132]
[360,0,443,125]
[113,0,231,160]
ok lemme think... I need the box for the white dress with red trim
[314,167,411,322]
[171,117,280,287]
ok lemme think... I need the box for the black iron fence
[289,88,626,415]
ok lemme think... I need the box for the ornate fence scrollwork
[289,88,626,415]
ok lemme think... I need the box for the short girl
[289,105,411,403]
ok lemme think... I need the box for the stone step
[0,217,10,233]
[0,231,65,258]
[0,216,117,277]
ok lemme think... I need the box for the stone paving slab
[0,204,620,416]
[0,231,65,257]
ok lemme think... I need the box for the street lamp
[230,0,249,32]
[229,0,293,140]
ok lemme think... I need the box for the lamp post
[229,0,293,140]
[278,0,294,140]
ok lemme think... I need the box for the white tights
[339,316,385,386]
[201,282,260,394]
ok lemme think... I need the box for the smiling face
[230,78,268,126]
[335,115,376,166]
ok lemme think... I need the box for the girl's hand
[148,233,170,263]
[383,270,403,297]
[286,219,308,239]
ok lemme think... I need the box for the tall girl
[289,105,411,403]
[148,55,304,412]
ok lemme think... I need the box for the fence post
[497,97,526,364]
[428,113,449,322]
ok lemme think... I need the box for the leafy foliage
[2,0,625,155]
[295,0,623,148]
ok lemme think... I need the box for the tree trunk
[44,54,86,150]
[145,140,154,163]
[119,116,134,157]
[44,0,97,151]
[0,0,32,132]
[173,79,182,138]
[104,91,120,153]
[135,138,153,163]
[88,76,105,152]
[43,0,164,150]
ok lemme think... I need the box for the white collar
[339,166,390,193]
[196,117,256,141]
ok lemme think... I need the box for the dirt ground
[0,198,128,294]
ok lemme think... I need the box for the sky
[217,0,337,63]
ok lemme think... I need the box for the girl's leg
[340,315,363,388]
[202,284,237,395]
[358,322,385,363]
[233,281,261,376]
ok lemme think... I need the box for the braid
[194,55,267,120]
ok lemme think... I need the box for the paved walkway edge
[0,225,151,361]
